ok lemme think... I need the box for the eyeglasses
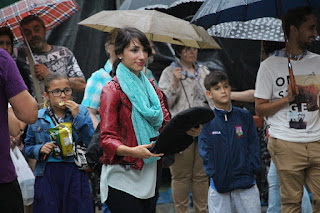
[47,87,72,97]
[0,41,12,46]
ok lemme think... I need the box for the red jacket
[99,76,170,170]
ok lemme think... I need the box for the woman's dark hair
[172,44,185,59]
[204,70,229,91]
[111,27,151,77]
[0,27,14,52]
[284,6,315,39]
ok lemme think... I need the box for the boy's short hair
[204,71,229,90]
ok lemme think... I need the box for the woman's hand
[40,142,57,155]
[116,143,164,159]
[186,125,203,137]
[171,67,183,90]
[64,100,79,117]
[173,67,183,82]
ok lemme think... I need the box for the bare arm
[8,107,20,137]
[231,89,255,103]
[9,90,38,124]
[69,77,86,92]
[255,85,295,117]
[116,143,163,158]
[88,107,99,129]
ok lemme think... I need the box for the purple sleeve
[0,49,27,99]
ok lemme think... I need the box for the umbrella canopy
[119,0,203,10]
[78,10,220,49]
[208,17,284,42]
[0,0,79,43]
[192,0,320,28]
[119,0,204,20]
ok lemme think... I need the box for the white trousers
[208,184,261,213]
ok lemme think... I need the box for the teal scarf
[117,63,163,164]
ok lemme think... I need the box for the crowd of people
[0,5,319,213]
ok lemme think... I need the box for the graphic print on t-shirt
[288,73,320,129]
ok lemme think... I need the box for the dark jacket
[99,77,170,170]
[199,106,261,193]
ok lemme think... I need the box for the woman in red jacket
[99,27,168,213]
[99,27,201,213]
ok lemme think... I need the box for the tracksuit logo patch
[235,125,243,138]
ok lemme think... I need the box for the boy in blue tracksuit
[199,71,261,213]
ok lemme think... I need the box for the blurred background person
[159,45,213,213]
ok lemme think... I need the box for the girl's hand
[40,142,57,155]
[131,143,164,159]
[64,100,79,117]
[186,125,203,137]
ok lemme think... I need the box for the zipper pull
[225,114,227,121]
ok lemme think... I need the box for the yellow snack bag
[47,121,73,158]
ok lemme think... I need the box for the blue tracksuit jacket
[199,106,261,193]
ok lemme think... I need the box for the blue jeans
[267,160,312,213]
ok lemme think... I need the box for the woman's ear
[117,53,123,60]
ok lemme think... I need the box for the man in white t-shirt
[255,6,319,213]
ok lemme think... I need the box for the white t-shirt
[255,52,320,142]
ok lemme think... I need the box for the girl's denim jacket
[24,105,94,176]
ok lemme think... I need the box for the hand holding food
[63,100,79,117]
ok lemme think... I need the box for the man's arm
[8,107,20,137]
[231,89,255,103]
[9,90,38,124]
[255,84,295,117]
[69,77,86,92]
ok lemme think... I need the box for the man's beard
[29,36,46,52]
[297,34,316,50]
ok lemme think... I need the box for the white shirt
[255,52,320,142]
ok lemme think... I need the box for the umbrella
[0,0,80,43]
[192,0,320,95]
[119,0,204,20]
[78,10,220,49]
[191,0,320,28]
[208,17,284,42]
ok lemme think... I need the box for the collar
[39,107,72,120]
[214,105,232,121]
[270,49,309,60]
[214,105,232,113]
